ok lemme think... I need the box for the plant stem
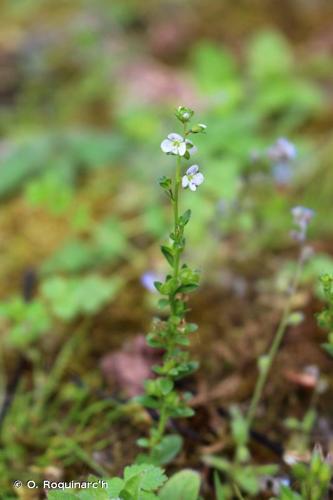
[232,483,246,500]
[173,155,182,282]
[246,249,304,426]
[150,404,168,450]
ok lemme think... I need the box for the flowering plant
[137,106,206,463]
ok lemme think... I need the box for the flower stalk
[246,206,314,427]
[137,106,206,460]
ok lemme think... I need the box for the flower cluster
[291,205,315,242]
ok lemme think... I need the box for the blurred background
[0,0,333,496]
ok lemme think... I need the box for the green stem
[169,155,182,318]
[246,249,304,426]
[149,123,189,452]
[232,483,246,500]
[151,404,168,450]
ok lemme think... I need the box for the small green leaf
[214,471,226,500]
[158,299,170,309]
[159,176,172,190]
[179,210,191,227]
[158,378,174,395]
[137,438,150,448]
[154,281,163,293]
[170,406,195,418]
[185,323,198,334]
[161,245,174,266]
[176,283,198,294]
[150,434,183,466]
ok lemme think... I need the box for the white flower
[161,133,187,156]
[182,165,204,191]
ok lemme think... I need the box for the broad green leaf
[150,434,183,466]
[159,469,201,500]
[124,464,167,491]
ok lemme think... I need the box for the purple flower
[140,271,161,293]
[268,138,297,163]
[291,206,315,242]
[272,163,292,186]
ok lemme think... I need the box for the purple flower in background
[268,138,297,187]
[268,138,297,163]
[291,206,315,242]
[140,271,161,293]
[272,163,293,186]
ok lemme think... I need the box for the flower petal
[193,172,204,185]
[182,175,189,188]
[178,141,187,156]
[168,133,183,141]
[161,139,173,153]
[170,143,179,155]
[186,165,199,175]
[189,181,197,191]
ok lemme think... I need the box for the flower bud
[258,354,270,373]
[175,106,194,123]
[190,123,207,133]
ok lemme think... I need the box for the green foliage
[279,447,332,500]
[317,274,333,356]
[25,171,74,215]
[42,218,128,275]
[284,409,317,435]
[47,465,167,500]
[278,486,302,500]
[205,406,279,498]
[137,434,183,466]
[204,454,278,497]
[0,296,51,348]
[0,131,128,199]
[47,466,201,500]
[159,469,201,500]
[41,274,122,321]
